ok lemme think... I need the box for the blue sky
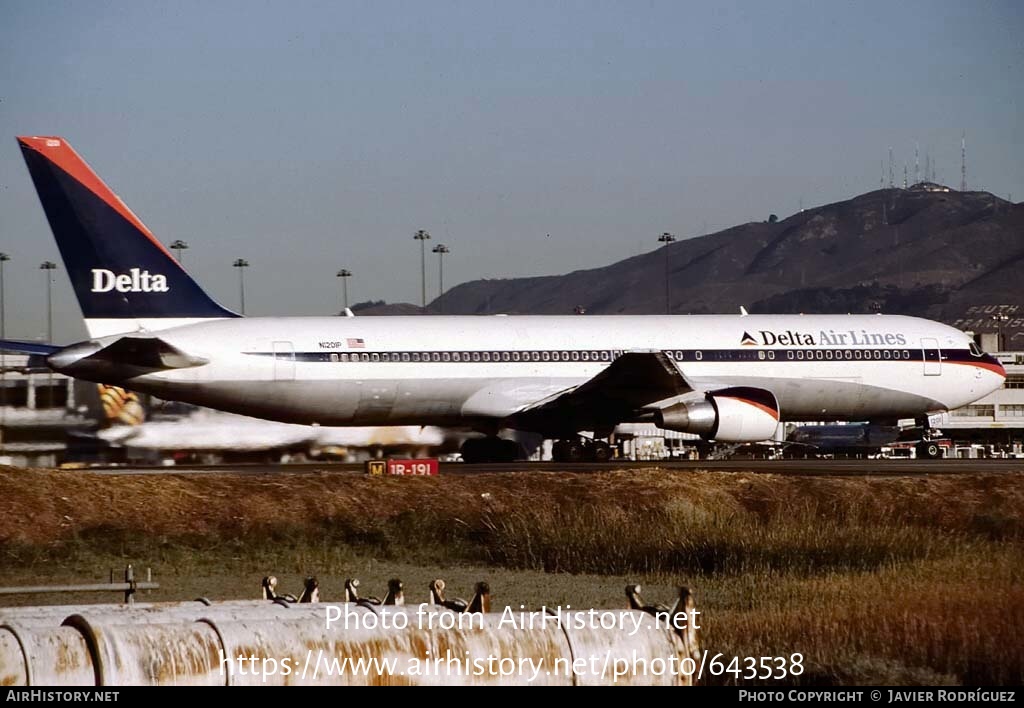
[0,0,1021,341]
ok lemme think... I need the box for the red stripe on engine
[721,396,780,420]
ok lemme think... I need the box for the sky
[0,0,1021,342]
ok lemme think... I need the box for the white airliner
[4,136,1005,462]
[96,407,448,461]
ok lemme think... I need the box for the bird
[345,578,383,605]
[428,579,469,612]
[625,583,644,610]
[667,586,701,660]
[625,583,670,618]
[668,585,695,617]
[382,578,405,606]
[467,582,490,614]
[298,576,320,603]
[261,575,297,603]
[343,578,361,603]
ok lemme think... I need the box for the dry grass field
[0,466,1021,685]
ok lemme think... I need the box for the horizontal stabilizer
[0,339,62,356]
[47,336,208,379]
[84,337,208,370]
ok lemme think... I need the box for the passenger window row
[310,348,915,363]
[326,350,617,363]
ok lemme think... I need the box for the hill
[421,185,1023,341]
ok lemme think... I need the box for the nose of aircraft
[978,352,1007,396]
[983,353,1006,379]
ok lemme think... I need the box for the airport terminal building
[932,350,1024,456]
[0,355,93,467]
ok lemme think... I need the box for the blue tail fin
[17,136,238,338]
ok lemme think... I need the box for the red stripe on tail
[16,136,183,268]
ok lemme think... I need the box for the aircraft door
[273,341,296,381]
[921,338,941,376]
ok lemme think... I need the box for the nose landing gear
[914,416,944,459]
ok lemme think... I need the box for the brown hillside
[425,187,1023,338]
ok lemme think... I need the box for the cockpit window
[969,342,983,357]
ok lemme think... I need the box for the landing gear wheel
[552,439,589,463]
[551,440,570,462]
[916,441,941,460]
[591,440,613,462]
[499,439,521,462]
[565,440,589,462]
[551,438,614,462]
[461,438,487,463]
[461,437,520,463]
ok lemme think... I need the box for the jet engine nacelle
[653,387,780,442]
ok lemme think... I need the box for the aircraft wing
[508,351,695,435]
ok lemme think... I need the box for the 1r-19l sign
[365,459,439,476]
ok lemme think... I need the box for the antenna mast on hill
[888,147,894,188]
[914,142,920,184]
[960,131,967,191]
[903,164,908,189]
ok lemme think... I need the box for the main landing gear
[551,438,613,463]
[460,437,521,463]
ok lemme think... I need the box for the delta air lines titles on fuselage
[743,330,909,347]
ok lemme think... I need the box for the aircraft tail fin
[17,136,239,338]
[96,384,146,427]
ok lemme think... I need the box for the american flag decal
[347,338,365,348]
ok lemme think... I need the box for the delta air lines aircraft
[3,136,1005,462]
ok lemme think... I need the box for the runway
[78,458,1024,477]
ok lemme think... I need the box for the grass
[0,466,1021,685]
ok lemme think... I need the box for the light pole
[40,261,58,343]
[336,269,352,311]
[169,240,189,264]
[657,232,676,314]
[0,253,9,339]
[432,244,449,311]
[414,230,431,307]
[992,312,1010,351]
[233,258,249,314]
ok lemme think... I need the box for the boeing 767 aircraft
[2,136,1005,462]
